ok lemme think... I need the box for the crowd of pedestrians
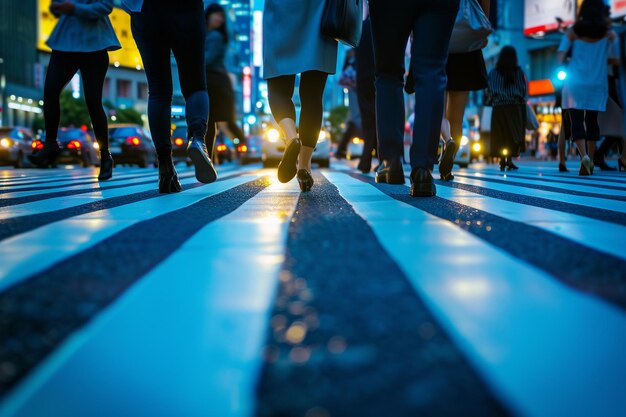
[28,0,626,198]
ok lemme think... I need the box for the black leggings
[568,109,600,142]
[267,71,328,148]
[44,50,109,150]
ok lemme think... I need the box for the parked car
[108,124,157,168]
[214,134,234,165]
[239,135,263,165]
[171,125,192,166]
[263,127,331,168]
[347,136,364,160]
[33,128,100,167]
[0,127,34,168]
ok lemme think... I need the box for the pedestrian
[263,0,338,192]
[594,63,624,170]
[335,49,361,160]
[122,0,215,193]
[556,89,572,172]
[557,0,620,176]
[369,0,460,197]
[487,46,528,171]
[203,3,248,159]
[28,0,120,181]
[444,0,491,179]
[355,8,378,174]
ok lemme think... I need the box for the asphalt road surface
[0,159,625,417]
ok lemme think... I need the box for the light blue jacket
[46,0,121,52]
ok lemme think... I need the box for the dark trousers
[369,0,459,170]
[356,18,377,171]
[44,50,110,150]
[130,0,208,156]
[267,71,328,148]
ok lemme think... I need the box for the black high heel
[558,162,569,172]
[296,169,314,192]
[158,155,182,193]
[507,159,519,170]
[499,158,506,172]
[277,138,301,183]
[28,143,60,168]
[98,151,114,181]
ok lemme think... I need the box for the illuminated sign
[243,66,251,114]
[524,0,576,36]
[38,0,143,70]
[252,11,263,68]
[611,0,626,18]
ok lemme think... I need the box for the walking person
[355,11,378,174]
[203,3,248,158]
[369,0,460,196]
[29,0,120,181]
[487,46,528,171]
[335,49,361,160]
[122,0,215,193]
[444,0,491,179]
[593,64,624,170]
[263,0,338,192]
[557,0,620,176]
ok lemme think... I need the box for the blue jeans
[369,0,460,170]
[131,0,208,156]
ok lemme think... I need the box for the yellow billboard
[38,0,143,70]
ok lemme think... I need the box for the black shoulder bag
[321,0,363,48]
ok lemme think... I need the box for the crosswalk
[0,161,625,417]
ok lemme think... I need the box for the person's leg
[205,116,217,159]
[28,51,79,167]
[356,78,377,172]
[410,1,459,173]
[445,90,469,143]
[131,7,181,193]
[585,110,600,162]
[79,50,110,151]
[267,75,298,140]
[225,119,247,144]
[298,71,329,171]
[569,109,593,175]
[43,51,80,146]
[369,0,414,165]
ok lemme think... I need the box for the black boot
[98,151,114,181]
[158,154,182,194]
[28,142,61,168]
[410,167,436,197]
[187,137,217,183]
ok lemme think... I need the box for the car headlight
[472,143,482,152]
[93,142,100,150]
[351,137,363,144]
[266,128,280,143]
[460,136,469,146]
[0,138,14,148]
[318,130,328,142]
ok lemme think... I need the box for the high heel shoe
[296,169,314,192]
[98,151,114,181]
[28,143,60,168]
[507,160,519,170]
[558,162,569,172]
[277,137,301,183]
[579,155,592,176]
[499,158,506,172]
[618,158,626,172]
[158,155,182,193]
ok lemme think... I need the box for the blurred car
[0,127,34,168]
[239,135,263,165]
[263,127,331,168]
[454,135,471,168]
[34,128,100,167]
[108,124,157,168]
[346,136,364,160]
[171,125,192,166]
[214,135,234,164]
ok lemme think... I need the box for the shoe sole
[188,147,217,184]
[277,140,301,183]
[439,141,457,180]
[410,182,436,197]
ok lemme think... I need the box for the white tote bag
[449,0,493,54]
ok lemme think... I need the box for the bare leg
[558,128,567,164]
[298,146,314,171]
[278,118,298,142]
[575,139,587,159]
[446,91,470,142]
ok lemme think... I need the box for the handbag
[449,0,493,54]
[598,97,624,138]
[321,0,363,48]
[525,103,539,130]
